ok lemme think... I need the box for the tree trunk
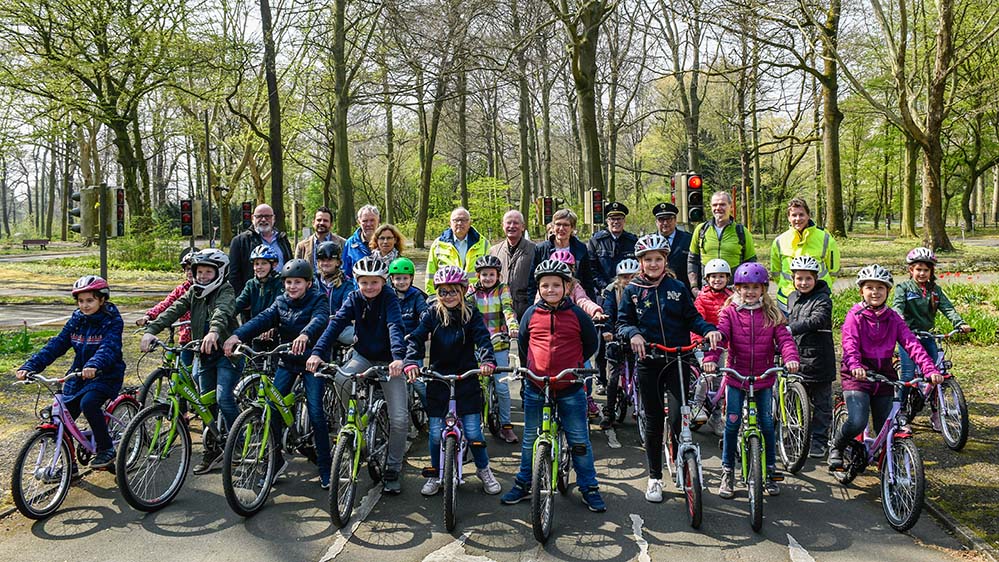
[901,137,918,236]
[46,139,57,239]
[107,117,143,229]
[0,155,9,237]
[260,0,286,232]
[821,0,846,237]
[567,1,608,196]
[383,58,395,225]
[414,76,448,249]
[458,63,469,209]
[62,137,71,241]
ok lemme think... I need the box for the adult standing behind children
[229,204,293,298]
[425,207,488,294]
[489,210,537,321]
[770,198,839,312]
[687,192,756,297]
[530,209,596,299]
[652,202,693,294]
[342,205,380,280]
[295,206,345,273]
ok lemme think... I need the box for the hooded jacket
[228,227,293,296]
[518,298,599,393]
[691,286,733,344]
[471,282,519,351]
[704,298,799,391]
[892,278,966,333]
[341,227,373,280]
[787,280,836,383]
[617,274,715,347]
[316,272,357,318]
[145,280,192,344]
[425,227,489,294]
[235,285,329,367]
[530,235,596,299]
[145,283,238,357]
[312,287,406,363]
[234,271,284,318]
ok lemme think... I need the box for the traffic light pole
[99,183,108,280]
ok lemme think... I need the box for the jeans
[897,337,938,402]
[336,354,409,474]
[834,391,894,448]
[493,349,513,425]
[66,388,115,452]
[722,385,776,470]
[802,381,833,445]
[429,413,489,472]
[637,355,692,479]
[514,385,598,489]
[274,365,331,480]
[198,353,243,432]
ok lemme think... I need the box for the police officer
[652,202,693,294]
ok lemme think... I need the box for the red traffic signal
[686,174,704,223]
[181,199,193,213]
[180,199,194,236]
[687,175,702,190]
[241,201,254,229]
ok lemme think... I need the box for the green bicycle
[135,321,196,410]
[773,370,811,474]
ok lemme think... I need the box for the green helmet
[388,257,415,276]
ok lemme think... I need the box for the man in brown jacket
[488,209,536,321]
[295,206,345,272]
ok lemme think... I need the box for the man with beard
[295,206,346,272]
[229,204,293,300]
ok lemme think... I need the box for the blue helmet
[250,244,279,262]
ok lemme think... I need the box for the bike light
[39,406,52,420]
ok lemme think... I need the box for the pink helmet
[433,265,469,288]
[732,262,769,285]
[72,275,110,298]
[550,248,576,266]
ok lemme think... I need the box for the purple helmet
[550,248,576,266]
[433,265,468,288]
[732,262,769,285]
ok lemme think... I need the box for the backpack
[697,220,747,264]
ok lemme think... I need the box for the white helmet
[616,258,640,276]
[789,255,821,273]
[634,233,670,257]
[352,256,389,279]
[703,259,731,277]
[856,264,893,288]
[191,249,230,298]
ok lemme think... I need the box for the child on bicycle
[599,258,639,430]
[828,265,943,470]
[703,262,799,498]
[140,249,241,475]
[390,256,429,416]
[316,241,357,346]
[224,259,331,487]
[501,259,606,513]
[690,258,733,426]
[403,266,501,497]
[136,249,196,363]
[234,244,284,320]
[470,254,520,443]
[16,276,126,470]
[786,255,836,459]
[619,234,721,503]
[306,256,408,495]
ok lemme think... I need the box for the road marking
[421,533,496,562]
[630,514,651,562]
[787,533,816,562]
[30,314,73,327]
[606,428,621,449]
[321,485,382,561]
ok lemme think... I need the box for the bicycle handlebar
[646,342,702,354]
[716,366,786,384]
[497,366,598,385]
[417,368,486,383]
[864,371,924,388]
[17,371,81,385]
[315,364,390,383]
[913,328,974,340]
[233,342,294,358]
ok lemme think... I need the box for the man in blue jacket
[653,202,693,294]
[341,204,380,279]
[587,202,638,292]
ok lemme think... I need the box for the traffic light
[591,189,604,225]
[181,199,194,236]
[115,188,125,237]
[241,201,253,230]
[542,197,554,225]
[686,173,704,223]
[69,187,96,238]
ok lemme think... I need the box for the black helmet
[316,241,342,260]
[474,255,503,273]
[281,258,314,280]
[179,246,200,269]
[534,259,572,282]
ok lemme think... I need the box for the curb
[924,498,999,562]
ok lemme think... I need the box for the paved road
[0,388,975,562]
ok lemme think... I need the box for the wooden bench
[21,239,50,250]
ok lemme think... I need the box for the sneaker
[930,410,942,432]
[477,467,502,495]
[91,449,116,470]
[599,417,613,430]
[320,475,331,490]
[421,477,441,496]
[587,397,600,419]
[499,425,520,444]
[382,470,402,495]
[579,486,607,513]
[808,442,828,459]
[193,448,223,475]
[274,458,289,480]
[500,480,530,504]
[827,446,844,470]
[717,469,735,499]
[645,478,663,503]
[710,412,725,437]
[765,470,781,496]
[596,383,607,396]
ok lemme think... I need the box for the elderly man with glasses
[228,203,293,299]
[425,207,488,294]
[652,202,693,294]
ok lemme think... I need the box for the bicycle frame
[320,365,388,480]
[421,369,483,484]
[647,343,705,490]
[716,367,785,483]
[848,374,925,480]
[605,339,641,417]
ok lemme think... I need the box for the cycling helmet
[191,249,230,298]
[550,248,576,266]
[388,257,415,276]
[179,247,199,269]
[352,256,389,279]
[906,247,937,266]
[72,275,110,298]
[534,259,572,282]
[856,264,894,288]
[281,258,314,280]
[616,258,640,276]
[474,254,503,273]
[703,258,732,277]
[250,243,280,263]
[733,262,769,285]
[433,265,469,288]
[789,255,821,273]
[634,233,670,257]
[316,241,342,261]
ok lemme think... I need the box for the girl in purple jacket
[828,265,942,470]
[703,262,800,499]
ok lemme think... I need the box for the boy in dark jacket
[390,257,429,412]
[315,241,357,346]
[786,256,836,459]
[234,244,284,320]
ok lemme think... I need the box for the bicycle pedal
[769,472,785,482]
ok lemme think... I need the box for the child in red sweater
[691,259,733,424]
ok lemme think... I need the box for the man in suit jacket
[653,202,693,294]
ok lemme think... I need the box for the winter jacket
[691,286,732,344]
[234,272,284,319]
[519,298,599,393]
[489,237,537,321]
[534,282,603,318]
[840,303,940,396]
[704,300,799,391]
[312,287,406,363]
[316,273,357,319]
[145,280,192,344]
[145,284,239,359]
[530,236,596,299]
[425,227,489,294]
[666,228,693,293]
[770,221,839,307]
[396,286,429,335]
[228,227,293,296]
[471,282,519,351]
[295,232,346,272]
[787,280,836,383]
[687,219,757,288]
[600,281,628,335]
[341,228,373,280]
[21,303,126,402]
[892,279,967,333]
[404,306,496,417]
[586,229,638,292]
[617,275,716,347]
[235,286,329,367]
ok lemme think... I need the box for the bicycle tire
[682,449,703,529]
[614,386,628,423]
[293,390,317,465]
[138,367,181,411]
[367,400,390,483]
[324,380,346,438]
[222,407,276,517]
[487,385,502,438]
[776,381,811,474]
[116,404,191,512]
[556,431,571,495]
[11,428,73,519]
[443,435,459,532]
[881,437,925,532]
[235,373,261,411]
[329,432,357,528]
[636,391,648,447]
[407,383,428,434]
[938,379,969,451]
[108,398,140,448]
[747,435,764,532]
[531,441,555,543]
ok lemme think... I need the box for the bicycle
[499,366,598,543]
[135,320,196,410]
[904,329,971,451]
[482,332,510,437]
[604,337,644,442]
[831,371,926,532]
[772,369,812,474]
[315,363,392,529]
[12,371,139,519]
[115,338,227,512]
[714,366,787,532]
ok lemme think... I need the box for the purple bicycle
[11,371,139,519]
[605,338,644,444]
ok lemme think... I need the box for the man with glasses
[587,202,638,293]
[425,207,488,294]
[342,204,381,280]
[295,206,345,272]
[652,202,693,293]
[229,203,293,299]
[488,210,536,320]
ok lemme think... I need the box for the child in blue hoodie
[390,257,429,411]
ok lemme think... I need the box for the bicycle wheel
[746,435,764,532]
[443,435,459,532]
[108,398,140,447]
[556,431,571,495]
[294,391,317,464]
[235,373,260,411]
[881,437,925,532]
[116,405,192,512]
[138,368,176,410]
[776,381,811,474]
[366,400,390,482]
[222,407,277,517]
[329,431,357,528]
[11,428,73,519]
[408,384,428,434]
[831,404,861,485]
[938,379,969,451]
[531,441,555,543]
[324,381,345,439]
[487,386,502,438]
[682,450,703,529]
[614,386,628,423]
[636,391,648,447]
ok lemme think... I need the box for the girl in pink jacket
[534,248,605,320]
[703,262,799,499]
